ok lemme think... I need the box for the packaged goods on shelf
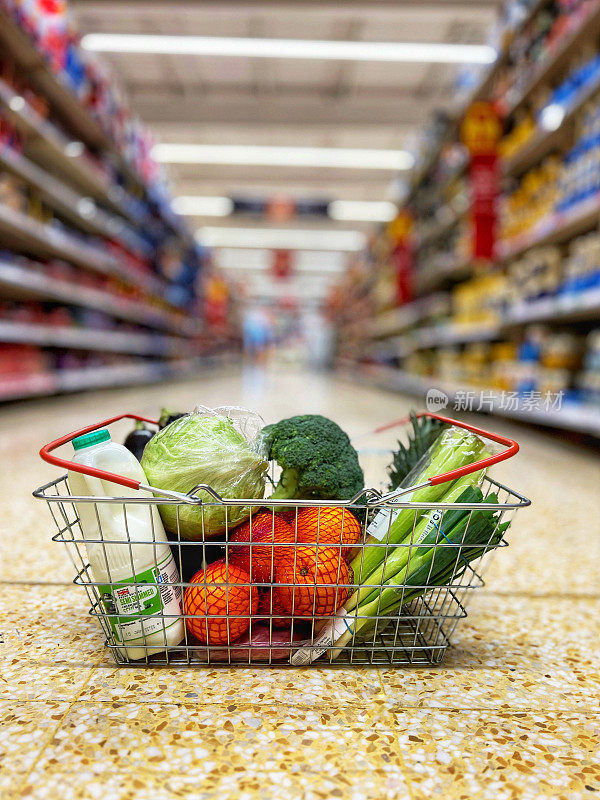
[508,245,562,301]
[452,272,508,326]
[500,156,561,242]
[500,110,536,159]
[578,328,600,403]
[494,0,594,112]
[562,230,600,292]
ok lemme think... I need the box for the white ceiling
[72,0,500,300]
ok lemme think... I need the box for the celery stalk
[351,428,486,584]
[331,495,506,656]
[345,478,484,612]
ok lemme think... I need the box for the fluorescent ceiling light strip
[153,144,414,170]
[198,227,365,251]
[329,200,397,221]
[82,34,496,65]
[172,195,233,216]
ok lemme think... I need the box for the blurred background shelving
[0,1,238,401]
[333,0,600,438]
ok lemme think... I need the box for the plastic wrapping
[398,425,499,492]
[141,406,268,540]
[365,425,493,545]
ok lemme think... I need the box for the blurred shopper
[242,307,274,363]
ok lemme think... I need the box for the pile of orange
[183,506,361,644]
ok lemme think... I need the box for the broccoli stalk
[261,414,365,503]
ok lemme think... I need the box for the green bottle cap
[72,429,111,451]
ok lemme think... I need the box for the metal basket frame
[34,463,530,667]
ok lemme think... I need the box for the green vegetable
[331,492,509,655]
[261,414,364,503]
[388,411,446,491]
[347,478,484,611]
[351,426,486,583]
[141,413,268,540]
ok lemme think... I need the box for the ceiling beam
[73,1,499,9]
[129,91,441,125]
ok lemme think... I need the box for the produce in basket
[257,589,295,629]
[274,545,352,617]
[353,425,487,582]
[228,511,296,582]
[184,561,258,645]
[123,420,156,461]
[327,490,510,658]
[293,506,361,557]
[141,407,268,540]
[261,414,364,505]
[387,411,446,491]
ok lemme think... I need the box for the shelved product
[333,0,600,438]
[0,4,237,401]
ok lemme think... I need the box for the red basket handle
[372,411,519,489]
[39,413,159,491]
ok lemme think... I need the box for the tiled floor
[1,366,599,799]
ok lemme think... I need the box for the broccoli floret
[261,414,364,502]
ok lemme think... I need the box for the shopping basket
[34,412,530,667]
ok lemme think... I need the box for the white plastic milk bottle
[68,429,184,660]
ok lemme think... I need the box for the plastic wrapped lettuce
[141,406,268,540]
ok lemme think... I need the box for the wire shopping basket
[34,412,530,667]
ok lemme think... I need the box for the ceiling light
[172,196,234,216]
[328,200,397,222]
[198,227,365,251]
[82,34,496,65]
[153,144,414,171]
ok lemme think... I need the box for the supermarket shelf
[0,355,236,402]
[505,288,600,325]
[0,203,167,296]
[498,192,600,261]
[418,205,466,248]
[351,364,600,437]
[503,69,600,178]
[0,259,189,333]
[0,78,141,225]
[0,9,189,239]
[405,0,551,203]
[415,255,472,294]
[0,321,193,357]
[0,145,150,257]
[0,10,110,151]
[506,2,600,118]
[365,294,451,340]
[369,288,600,354]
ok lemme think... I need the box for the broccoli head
[261,414,364,502]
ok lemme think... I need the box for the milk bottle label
[99,552,182,645]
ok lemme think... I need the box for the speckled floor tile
[22,701,410,800]
[392,709,600,800]
[19,769,409,800]
[79,664,387,707]
[0,700,69,797]
[0,585,105,668]
[453,594,600,671]
[0,658,97,702]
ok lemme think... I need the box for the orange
[184,560,258,645]
[228,511,296,582]
[274,546,352,619]
[294,507,362,557]
[257,589,294,630]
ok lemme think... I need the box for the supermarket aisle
[1,366,600,800]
